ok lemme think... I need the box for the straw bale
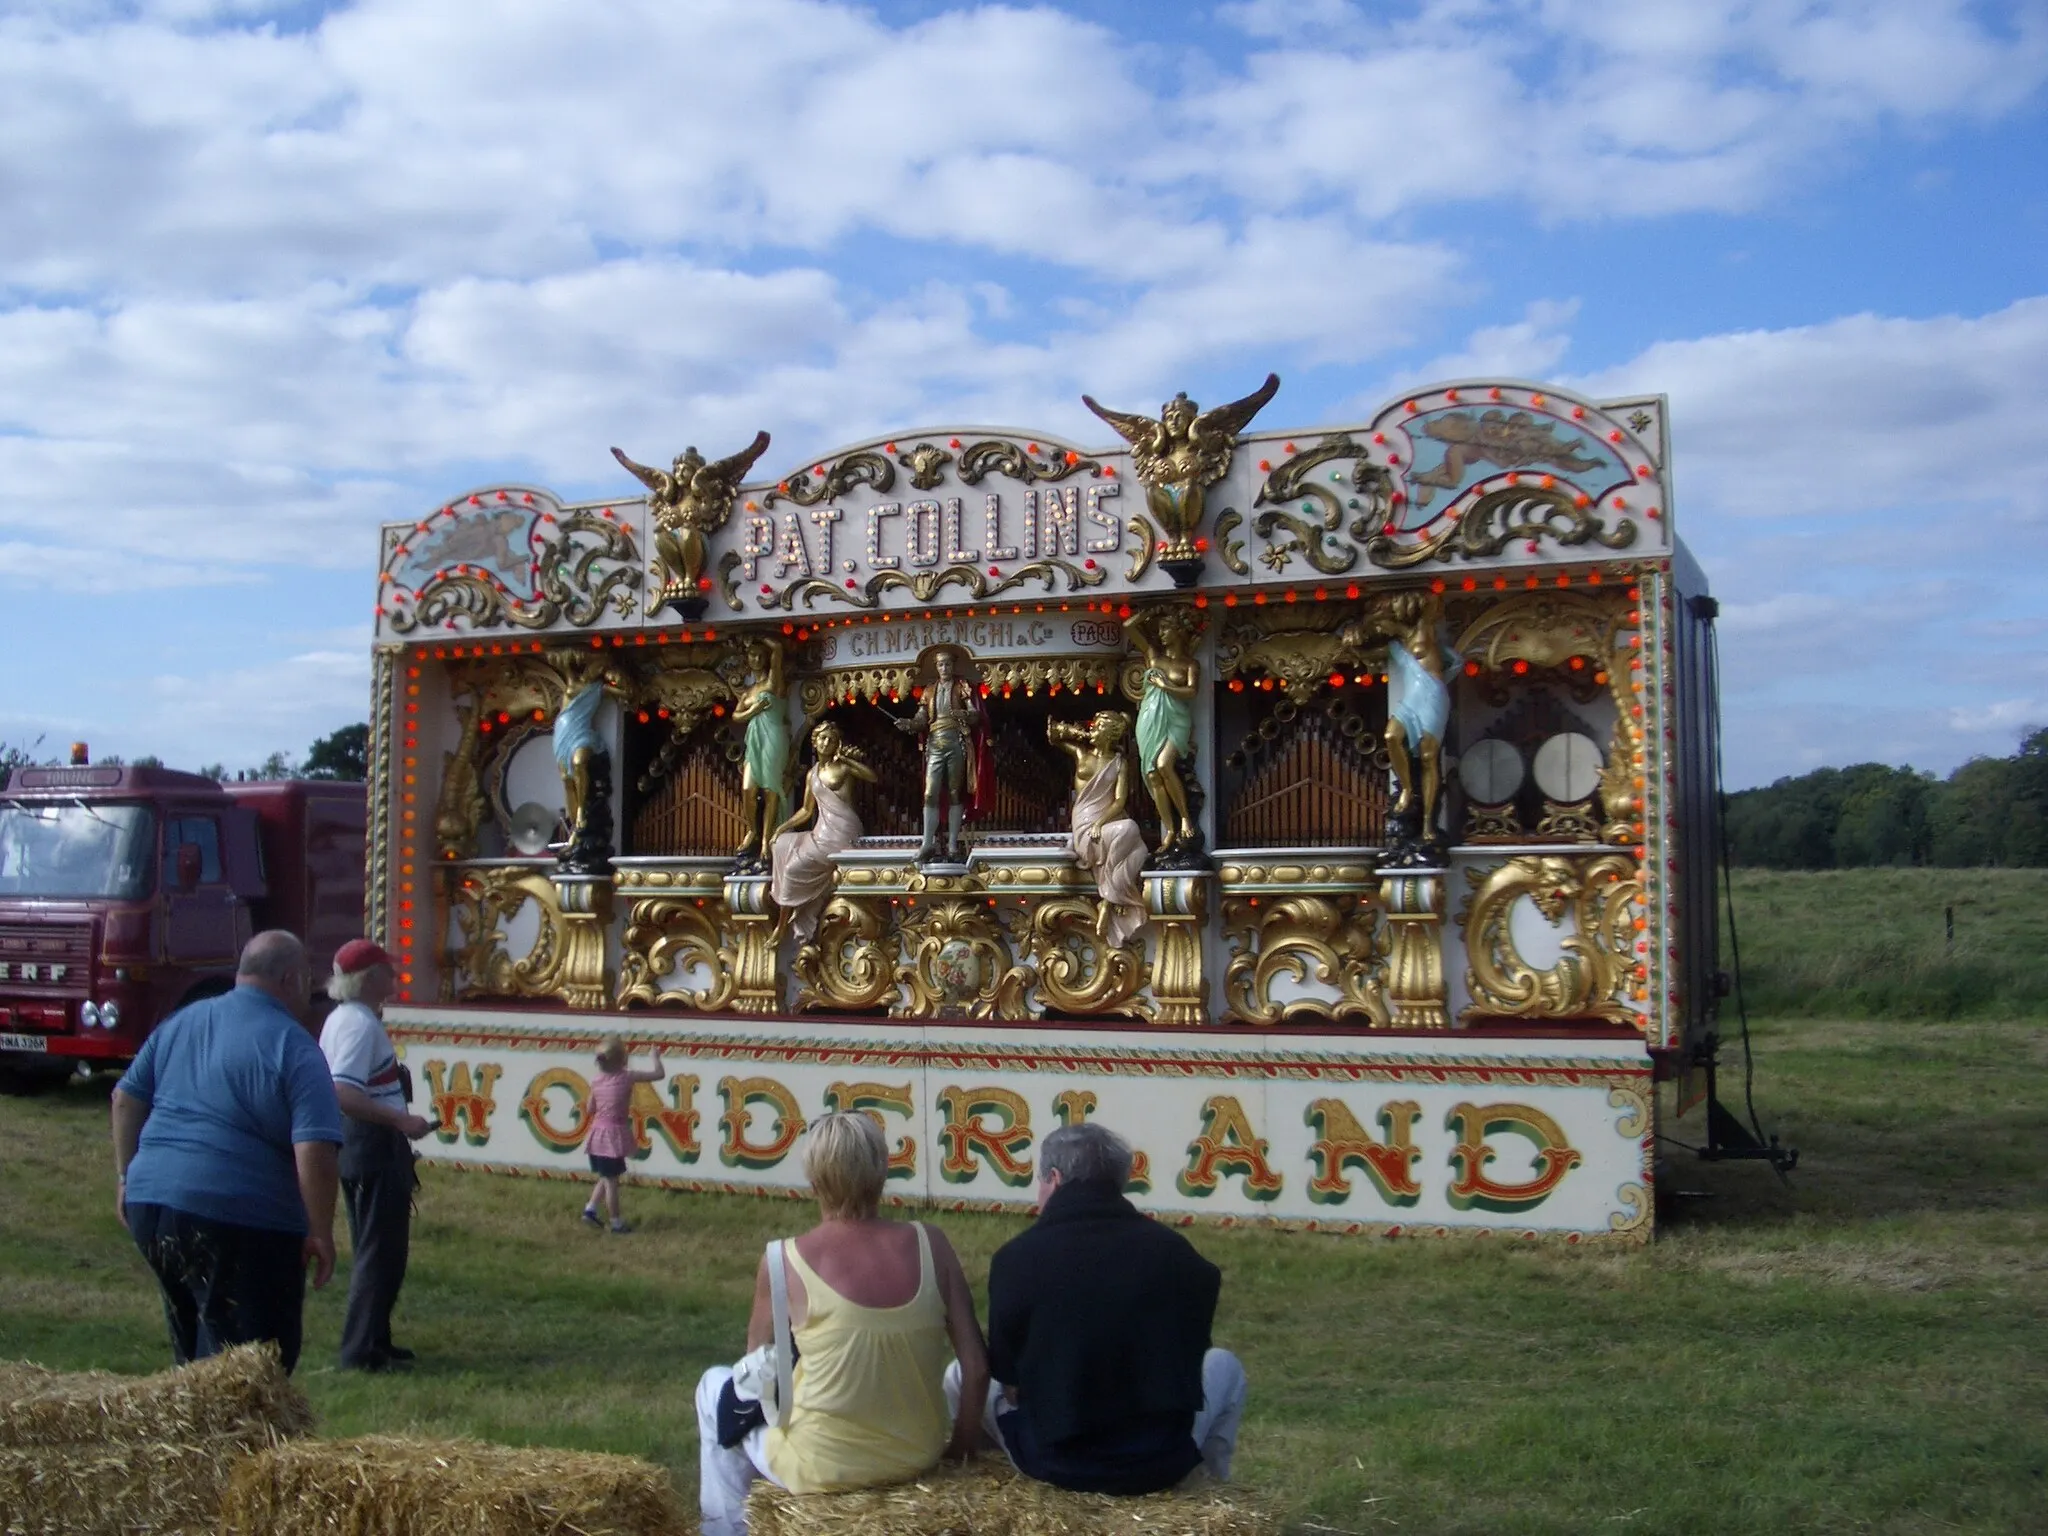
[218,1435,691,1536]
[0,1343,313,1448]
[746,1459,1276,1536]
[0,1430,277,1536]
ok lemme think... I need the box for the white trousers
[943,1347,1247,1483]
[696,1365,783,1536]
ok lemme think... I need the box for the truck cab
[0,765,364,1074]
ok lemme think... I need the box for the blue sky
[3,0,2045,787]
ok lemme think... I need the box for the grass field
[3,873,2045,1534]
[1726,867,2048,1019]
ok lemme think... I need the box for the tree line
[0,724,368,784]
[1727,728,2048,868]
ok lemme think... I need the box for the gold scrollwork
[389,509,641,633]
[449,866,593,1005]
[1221,894,1390,1026]
[1367,485,1637,570]
[764,451,895,507]
[1125,513,1157,582]
[793,897,901,1013]
[1026,897,1149,1018]
[765,558,1107,613]
[616,895,737,1011]
[1214,508,1249,575]
[1459,854,1644,1025]
[955,439,1100,485]
[1251,434,1366,575]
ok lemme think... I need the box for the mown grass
[1727,867,2048,1019]
[3,868,2045,1533]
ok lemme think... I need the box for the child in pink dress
[582,1035,665,1234]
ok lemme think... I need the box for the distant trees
[301,724,369,781]
[1729,729,2048,868]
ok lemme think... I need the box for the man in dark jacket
[949,1122,1247,1494]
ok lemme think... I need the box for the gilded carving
[388,508,641,632]
[1599,639,1644,846]
[1222,894,1389,1027]
[450,864,609,1009]
[764,557,1107,613]
[433,651,585,862]
[896,897,1032,1020]
[1216,614,1377,703]
[1366,484,1636,570]
[793,896,900,1014]
[1380,869,1449,1029]
[1458,854,1644,1025]
[610,432,771,617]
[1454,589,1627,673]
[764,450,895,507]
[955,439,1099,485]
[1083,374,1280,570]
[616,893,737,1011]
[1026,897,1149,1019]
[1250,435,1380,575]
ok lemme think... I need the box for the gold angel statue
[610,430,771,612]
[1082,374,1279,563]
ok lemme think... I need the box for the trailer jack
[1697,1049,1798,1175]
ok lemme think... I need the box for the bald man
[111,930,344,1374]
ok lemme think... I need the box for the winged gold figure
[1082,374,1279,563]
[611,430,771,611]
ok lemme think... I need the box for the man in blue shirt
[110,930,345,1374]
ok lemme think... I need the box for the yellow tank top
[762,1223,952,1494]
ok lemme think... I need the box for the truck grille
[0,921,93,988]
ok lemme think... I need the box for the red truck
[0,765,365,1081]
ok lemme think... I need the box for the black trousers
[339,1163,413,1367]
[126,1203,306,1374]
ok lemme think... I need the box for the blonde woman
[695,1112,990,1536]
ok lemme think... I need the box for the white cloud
[1568,296,2048,782]
[1575,295,2048,524]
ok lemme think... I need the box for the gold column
[1143,870,1211,1025]
[550,874,614,1010]
[1379,868,1449,1029]
[722,871,782,1015]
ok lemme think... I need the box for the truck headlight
[80,1001,101,1028]
[98,1000,120,1029]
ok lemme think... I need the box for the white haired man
[111,930,344,1374]
[947,1121,1247,1493]
[320,938,433,1372]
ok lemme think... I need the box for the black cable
[1706,617,1767,1147]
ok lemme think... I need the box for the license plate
[0,1032,48,1053]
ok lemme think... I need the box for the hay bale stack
[219,1435,691,1536]
[0,1438,276,1536]
[0,1344,313,1536]
[0,1342,314,1447]
[746,1459,1276,1536]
